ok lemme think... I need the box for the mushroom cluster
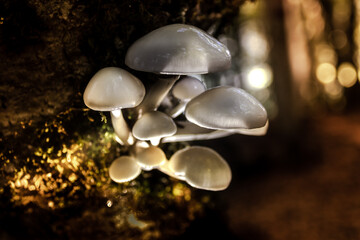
[83,24,268,191]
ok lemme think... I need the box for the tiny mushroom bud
[185,86,268,130]
[109,156,142,183]
[134,146,167,171]
[132,111,177,146]
[168,146,232,191]
[83,67,145,145]
[168,76,206,118]
[125,24,231,115]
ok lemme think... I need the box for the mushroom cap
[109,156,142,183]
[185,86,268,130]
[132,111,177,141]
[172,76,206,101]
[168,146,232,191]
[135,146,167,170]
[83,67,145,111]
[125,24,231,75]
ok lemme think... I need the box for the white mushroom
[125,24,231,116]
[83,67,145,145]
[109,156,142,183]
[168,146,232,191]
[134,146,167,171]
[168,76,206,118]
[132,111,177,146]
[185,86,268,130]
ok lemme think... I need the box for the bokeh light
[324,81,343,99]
[332,0,351,28]
[316,63,336,84]
[240,22,269,60]
[337,62,357,88]
[331,29,348,49]
[246,64,273,89]
[315,43,338,65]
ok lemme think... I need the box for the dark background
[1,0,360,239]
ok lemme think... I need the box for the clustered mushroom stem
[149,138,161,146]
[168,101,187,118]
[162,130,235,143]
[157,162,186,180]
[127,144,138,158]
[82,24,268,191]
[135,75,180,117]
[162,121,269,143]
[111,110,132,145]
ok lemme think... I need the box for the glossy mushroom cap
[168,146,232,191]
[109,156,142,183]
[132,111,177,142]
[172,76,206,101]
[185,86,268,130]
[135,146,167,170]
[83,67,145,111]
[125,24,231,75]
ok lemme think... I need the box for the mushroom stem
[162,121,269,143]
[149,138,161,146]
[135,75,180,117]
[162,130,234,143]
[168,101,187,118]
[157,161,186,181]
[111,110,133,145]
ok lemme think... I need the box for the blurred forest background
[1,0,360,239]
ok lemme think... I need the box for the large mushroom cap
[132,111,177,141]
[168,146,232,191]
[83,67,145,111]
[109,156,142,183]
[185,86,268,130]
[125,24,231,75]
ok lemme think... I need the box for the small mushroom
[132,111,177,146]
[185,86,268,130]
[168,146,232,191]
[83,67,145,145]
[134,146,167,171]
[125,24,231,115]
[109,156,142,183]
[168,76,206,118]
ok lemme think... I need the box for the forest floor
[217,112,360,240]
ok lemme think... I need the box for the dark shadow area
[2,0,360,239]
